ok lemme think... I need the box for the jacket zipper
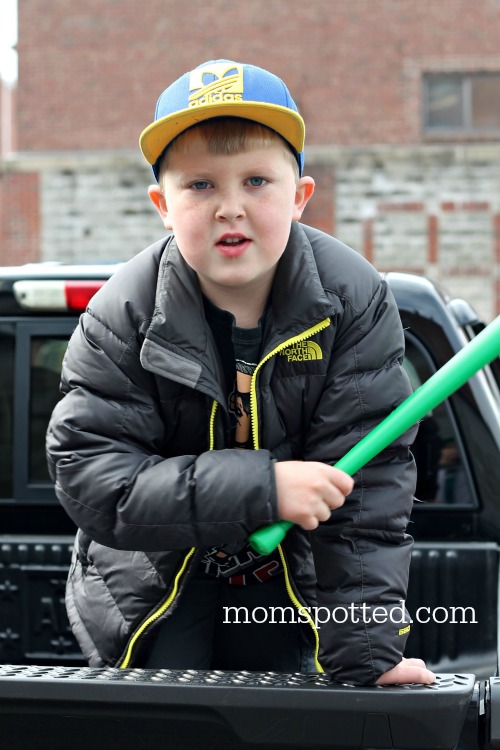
[278,544,324,673]
[118,546,195,668]
[250,318,331,672]
[249,318,331,450]
[209,398,218,450]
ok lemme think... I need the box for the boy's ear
[292,177,315,222]
[148,185,173,230]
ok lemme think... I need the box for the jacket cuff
[317,601,412,685]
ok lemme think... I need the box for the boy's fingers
[329,466,354,496]
[300,516,320,531]
[275,461,354,528]
[375,659,436,685]
[323,475,352,509]
[401,657,427,668]
[317,502,333,522]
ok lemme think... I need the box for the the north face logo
[280,341,323,362]
[189,63,244,108]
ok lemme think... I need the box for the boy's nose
[215,194,245,221]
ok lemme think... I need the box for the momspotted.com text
[222,601,478,629]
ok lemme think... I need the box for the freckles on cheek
[174,219,198,244]
[175,233,207,271]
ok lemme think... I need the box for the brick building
[1,0,500,319]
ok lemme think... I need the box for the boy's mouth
[218,234,247,246]
[216,234,250,257]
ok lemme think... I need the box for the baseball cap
[140,60,305,181]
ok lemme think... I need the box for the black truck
[0,261,499,749]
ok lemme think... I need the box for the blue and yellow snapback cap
[139,60,305,181]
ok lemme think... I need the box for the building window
[423,72,500,134]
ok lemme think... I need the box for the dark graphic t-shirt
[201,297,283,585]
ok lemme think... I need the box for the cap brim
[139,101,305,166]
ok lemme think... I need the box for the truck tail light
[63,281,106,311]
[13,280,106,311]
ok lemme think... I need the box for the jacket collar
[263,222,332,351]
[140,223,333,392]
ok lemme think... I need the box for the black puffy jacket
[46,222,417,685]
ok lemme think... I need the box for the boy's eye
[191,180,211,190]
[248,176,267,187]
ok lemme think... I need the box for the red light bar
[64,281,106,311]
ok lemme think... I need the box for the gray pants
[144,572,316,672]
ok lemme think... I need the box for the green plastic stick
[249,314,500,555]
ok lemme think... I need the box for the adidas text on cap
[139,60,305,180]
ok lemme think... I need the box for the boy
[47,59,434,686]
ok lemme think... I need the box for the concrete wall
[2,141,498,321]
[321,144,500,321]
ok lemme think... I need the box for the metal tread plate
[0,666,474,749]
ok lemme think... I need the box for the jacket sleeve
[46,307,278,552]
[303,278,417,685]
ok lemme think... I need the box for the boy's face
[148,135,314,307]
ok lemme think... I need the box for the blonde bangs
[160,118,299,180]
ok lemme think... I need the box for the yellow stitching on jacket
[278,544,324,673]
[119,547,196,668]
[249,318,331,450]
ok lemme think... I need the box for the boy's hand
[375,657,436,685]
[274,461,354,531]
